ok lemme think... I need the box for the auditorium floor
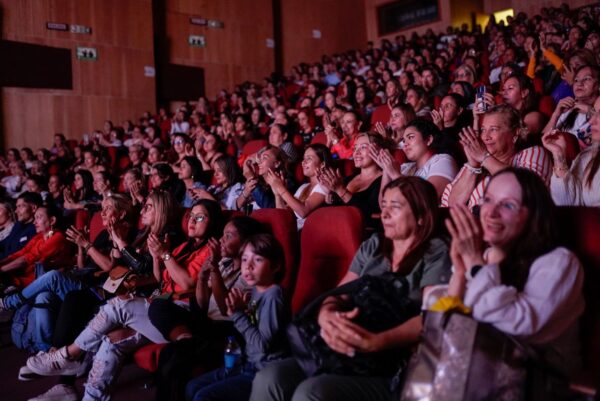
[0,323,156,401]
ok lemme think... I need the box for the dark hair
[488,168,558,291]
[242,233,286,283]
[27,175,47,192]
[381,177,439,272]
[442,93,467,109]
[405,118,449,154]
[17,191,43,208]
[152,162,175,181]
[190,199,225,239]
[75,169,95,200]
[227,216,265,241]
[181,156,203,181]
[305,143,333,168]
[38,204,63,230]
[213,156,243,187]
[450,81,475,104]
[503,74,537,114]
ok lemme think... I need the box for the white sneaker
[26,346,83,376]
[18,365,42,381]
[27,384,78,401]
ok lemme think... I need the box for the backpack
[11,299,60,353]
[10,263,61,352]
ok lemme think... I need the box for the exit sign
[76,47,98,61]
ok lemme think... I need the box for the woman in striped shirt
[442,105,552,209]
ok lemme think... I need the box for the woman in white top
[373,118,458,200]
[192,156,244,211]
[444,167,584,398]
[543,65,600,148]
[266,144,332,230]
[544,95,600,206]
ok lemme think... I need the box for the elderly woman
[544,95,600,206]
[25,199,223,401]
[543,65,600,148]
[442,105,552,208]
[443,168,584,399]
[251,177,452,401]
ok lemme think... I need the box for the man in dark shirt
[0,192,42,260]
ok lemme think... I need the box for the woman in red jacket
[0,205,71,288]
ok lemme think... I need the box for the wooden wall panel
[280,0,367,73]
[0,0,156,149]
[164,0,275,97]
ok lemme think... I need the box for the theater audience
[0,3,598,399]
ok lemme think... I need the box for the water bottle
[224,336,241,370]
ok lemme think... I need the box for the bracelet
[84,243,93,253]
[464,163,482,175]
[480,152,492,166]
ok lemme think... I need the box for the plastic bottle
[224,336,242,370]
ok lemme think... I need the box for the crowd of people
[0,2,598,401]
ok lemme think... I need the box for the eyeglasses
[173,139,185,145]
[189,213,207,223]
[480,196,522,214]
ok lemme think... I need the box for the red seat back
[556,207,600,374]
[251,208,299,297]
[242,139,268,157]
[89,212,104,243]
[291,206,364,314]
[310,132,327,146]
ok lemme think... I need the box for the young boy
[185,233,290,401]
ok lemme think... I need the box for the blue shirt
[0,221,36,260]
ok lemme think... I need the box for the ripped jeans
[74,295,168,401]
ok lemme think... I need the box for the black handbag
[287,272,420,378]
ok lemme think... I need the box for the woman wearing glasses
[443,168,584,399]
[25,198,223,401]
[544,95,600,206]
[543,65,600,149]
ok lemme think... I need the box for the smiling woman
[444,168,584,399]
[442,104,552,208]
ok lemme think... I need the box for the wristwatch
[161,252,172,262]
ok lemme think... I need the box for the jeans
[3,270,84,309]
[250,358,394,401]
[74,295,168,401]
[30,291,61,351]
[186,363,257,401]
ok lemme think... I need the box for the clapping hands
[225,288,250,316]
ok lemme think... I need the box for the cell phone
[476,86,488,112]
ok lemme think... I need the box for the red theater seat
[556,207,600,395]
[291,206,364,314]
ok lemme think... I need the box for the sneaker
[18,365,42,381]
[27,384,78,401]
[26,347,83,376]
